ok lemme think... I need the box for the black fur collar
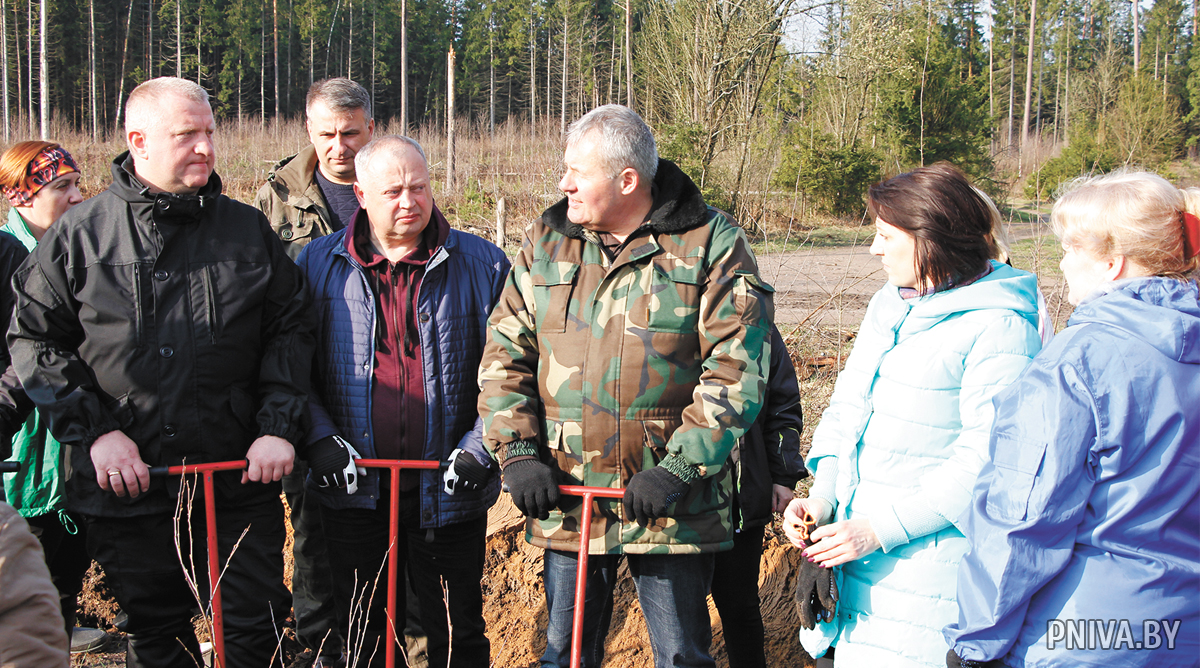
[543,158,708,239]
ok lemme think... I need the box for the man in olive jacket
[254,76,374,666]
[255,77,375,260]
[478,104,774,667]
[8,77,314,668]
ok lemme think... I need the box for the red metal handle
[351,459,445,668]
[554,485,626,668]
[155,460,249,668]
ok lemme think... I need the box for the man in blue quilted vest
[295,134,510,668]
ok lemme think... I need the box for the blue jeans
[541,548,716,668]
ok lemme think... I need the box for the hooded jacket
[946,276,1200,668]
[8,153,315,518]
[478,159,774,555]
[297,206,509,528]
[800,261,1043,666]
[0,210,64,518]
[254,145,338,260]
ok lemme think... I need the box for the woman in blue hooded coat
[945,171,1200,668]
[782,164,1044,667]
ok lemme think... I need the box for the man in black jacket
[8,77,315,668]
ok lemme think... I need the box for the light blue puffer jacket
[946,276,1199,667]
[801,260,1043,667]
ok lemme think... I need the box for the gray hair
[354,135,427,182]
[307,78,372,120]
[566,105,657,182]
[126,77,210,135]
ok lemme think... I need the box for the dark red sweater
[345,209,447,490]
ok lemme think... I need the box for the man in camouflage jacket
[478,105,774,668]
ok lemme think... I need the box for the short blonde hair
[125,77,210,137]
[1051,170,1200,280]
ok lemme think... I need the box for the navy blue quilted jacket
[296,207,510,527]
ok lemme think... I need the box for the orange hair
[0,140,62,191]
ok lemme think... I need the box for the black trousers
[710,525,767,668]
[84,494,291,668]
[26,511,92,636]
[319,492,489,668]
[283,464,344,658]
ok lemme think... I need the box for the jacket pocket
[229,386,258,434]
[734,271,774,329]
[984,439,1046,522]
[103,393,137,431]
[530,261,579,334]
[637,259,702,333]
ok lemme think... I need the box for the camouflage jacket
[478,159,774,554]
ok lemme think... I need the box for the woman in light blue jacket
[782,164,1044,667]
[945,171,1199,668]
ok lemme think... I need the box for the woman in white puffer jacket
[783,164,1045,667]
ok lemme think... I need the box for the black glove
[622,466,691,526]
[946,650,1004,668]
[794,558,838,630]
[503,458,560,520]
[443,448,494,494]
[308,435,355,490]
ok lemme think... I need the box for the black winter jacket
[8,153,315,517]
[732,323,808,529]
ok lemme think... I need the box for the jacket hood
[542,158,708,239]
[109,151,224,224]
[891,261,1041,330]
[266,145,320,198]
[1069,276,1200,364]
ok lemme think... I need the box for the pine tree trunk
[114,0,135,136]
[625,0,633,109]
[371,2,376,110]
[27,0,32,136]
[148,0,153,79]
[1132,0,1139,75]
[90,0,97,139]
[273,0,279,118]
[1007,16,1016,147]
[1020,0,1036,153]
[560,12,567,134]
[988,15,994,155]
[14,0,21,135]
[447,46,455,190]
[488,25,494,135]
[401,0,407,134]
[176,0,181,76]
[529,14,536,124]
[38,0,46,138]
[2,0,8,143]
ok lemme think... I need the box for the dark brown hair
[867,163,996,290]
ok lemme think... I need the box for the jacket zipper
[132,264,144,349]
[203,264,218,344]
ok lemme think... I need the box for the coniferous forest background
[2,0,1198,222]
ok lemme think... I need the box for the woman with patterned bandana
[0,141,106,654]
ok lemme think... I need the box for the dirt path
[760,217,1053,329]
